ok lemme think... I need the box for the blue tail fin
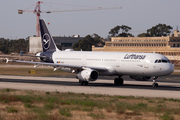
[39,19,58,52]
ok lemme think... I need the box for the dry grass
[0,67,74,77]
[0,63,180,119]
[0,89,179,120]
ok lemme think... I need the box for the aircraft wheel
[84,81,89,85]
[114,78,123,86]
[119,78,124,85]
[79,80,84,85]
[152,83,158,88]
[114,78,119,85]
[79,80,88,86]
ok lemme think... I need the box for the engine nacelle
[76,69,98,81]
[130,76,153,81]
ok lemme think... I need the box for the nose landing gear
[152,76,158,88]
[79,80,89,85]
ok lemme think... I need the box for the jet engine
[76,69,98,81]
[130,76,153,81]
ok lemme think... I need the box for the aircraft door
[144,56,150,69]
[144,61,149,68]
[116,58,120,67]
[115,57,121,74]
[82,56,86,66]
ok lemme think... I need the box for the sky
[0,0,180,39]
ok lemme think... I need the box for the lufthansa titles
[124,54,146,60]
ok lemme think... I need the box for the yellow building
[92,31,180,61]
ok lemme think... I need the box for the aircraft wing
[7,59,107,71]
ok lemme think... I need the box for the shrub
[24,103,32,108]
[5,88,10,92]
[59,108,72,117]
[6,107,18,113]
[160,112,174,120]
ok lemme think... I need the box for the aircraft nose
[165,63,174,75]
[170,63,174,73]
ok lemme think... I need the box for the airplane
[6,19,174,88]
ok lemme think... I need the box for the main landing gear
[79,80,88,86]
[114,76,124,86]
[152,76,158,88]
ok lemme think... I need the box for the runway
[0,75,180,99]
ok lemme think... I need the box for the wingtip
[5,58,14,63]
[5,58,9,63]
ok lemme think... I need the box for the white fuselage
[52,51,174,77]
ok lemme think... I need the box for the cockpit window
[154,59,170,63]
[158,60,161,63]
[162,60,167,63]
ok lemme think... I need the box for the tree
[147,24,172,37]
[0,38,6,53]
[0,38,29,54]
[108,25,133,37]
[56,44,62,50]
[109,25,120,37]
[73,34,104,51]
[137,33,150,37]
[137,24,173,37]
[73,35,93,51]
[92,34,105,46]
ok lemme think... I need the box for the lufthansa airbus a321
[7,19,174,87]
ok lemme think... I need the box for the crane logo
[43,33,50,50]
